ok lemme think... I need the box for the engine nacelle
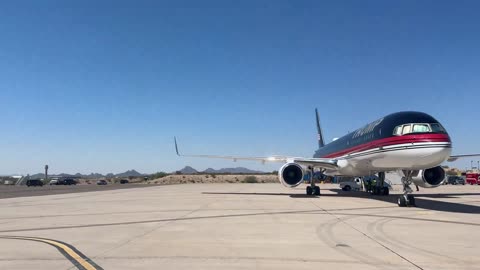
[278,163,304,188]
[412,166,446,188]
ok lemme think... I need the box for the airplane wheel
[407,194,416,206]
[344,185,351,191]
[397,196,407,207]
[314,186,320,195]
[306,186,313,195]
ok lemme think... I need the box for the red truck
[466,173,480,185]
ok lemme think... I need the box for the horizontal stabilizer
[447,154,480,162]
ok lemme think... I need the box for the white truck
[339,178,363,191]
[339,177,391,192]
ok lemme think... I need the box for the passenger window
[402,125,411,135]
[413,124,430,133]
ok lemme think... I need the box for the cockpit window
[393,126,402,135]
[413,124,430,133]
[430,123,446,133]
[394,123,445,135]
[401,125,411,135]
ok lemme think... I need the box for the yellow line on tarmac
[0,236,100,270]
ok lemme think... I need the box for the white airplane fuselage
[326,141,452,176]
[313,112,452,176]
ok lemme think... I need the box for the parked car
[446,176,465,185]
[97,180,107,185]
[56,179,77,185]
[49,179,58,185]
[120,179,129,184]
[26,179,44,187]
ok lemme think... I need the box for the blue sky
[1,1,479,174]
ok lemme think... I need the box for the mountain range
[29,170,144,179]
[176,166,266,174]
[25,166,266,179]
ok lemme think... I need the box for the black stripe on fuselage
[313,111,447,158]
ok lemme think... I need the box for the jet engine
[411,166,446,188]
[278,163,304,188]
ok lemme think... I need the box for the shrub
[242,176,258,183]
[151,172,168,179]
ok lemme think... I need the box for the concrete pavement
[0,183,479,270]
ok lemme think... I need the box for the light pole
[471,160,474,170]
[44,165,49,183]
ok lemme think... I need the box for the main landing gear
[306,166,320,196]
[397,170,417,207]
[371,172,389,196]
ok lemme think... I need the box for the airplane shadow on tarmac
[202,189,480,214]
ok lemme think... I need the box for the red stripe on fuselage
[322,134,451,159]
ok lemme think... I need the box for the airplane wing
[174,137,338,170]
[447,154,480,162]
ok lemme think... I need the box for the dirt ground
[147,174,278,185]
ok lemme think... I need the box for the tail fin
[316,108,325,148]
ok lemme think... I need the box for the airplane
[174,110,480,207]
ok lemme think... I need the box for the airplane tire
[314,186,320,195]
[344,185,351,191]
[306,186,313,195]
[407,194,416,206]
[397,196,407,207]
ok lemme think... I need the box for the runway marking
[0,236,103,270]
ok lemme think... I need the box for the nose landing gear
[398,170,417,207]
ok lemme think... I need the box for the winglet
[316,108,325,148]
[174,136,180,156]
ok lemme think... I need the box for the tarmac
[0,183,150,199]
[0,183,479,270]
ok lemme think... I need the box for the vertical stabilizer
[316,108,325,148]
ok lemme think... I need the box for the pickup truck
[339,178,391,191]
